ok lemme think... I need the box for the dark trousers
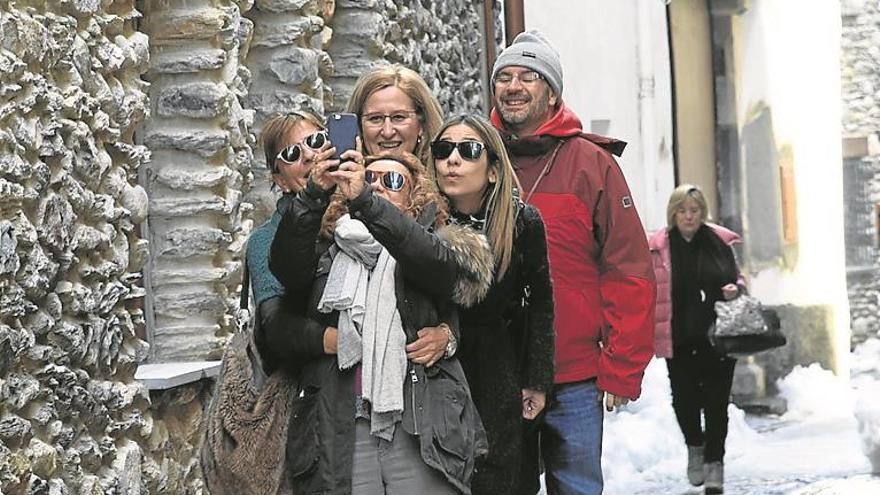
[665,343,736,463]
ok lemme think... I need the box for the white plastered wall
[734,0,850,373]
[522,0,676,232]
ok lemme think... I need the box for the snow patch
[602,358,871,492]
[602,358,758,493]
[852,338,880,474]
[776,363,855,422]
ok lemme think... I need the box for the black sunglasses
[431,140,491,161]
[275,130,329,164]
[365,170,407,192]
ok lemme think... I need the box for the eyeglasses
[494,70,544,86]
[275,131,329,165]
[430,140,489,161]
[361,111,419,128]
[365,170,408,192]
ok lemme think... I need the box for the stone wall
[328,0,491,117]
[841,0,880,345]
[140,0,255,362]
[0,1,154,492]
[1,0,498,492]
[243,0,335,223]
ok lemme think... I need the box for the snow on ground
[599,355,875,494]
[852,338,880,473]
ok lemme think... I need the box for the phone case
[327,112,359,160]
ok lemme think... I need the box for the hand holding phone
[326,112,359,162]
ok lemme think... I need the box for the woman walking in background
[429,114,555,494]
[649,184,747,495]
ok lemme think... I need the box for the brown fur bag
[200,265,295,495]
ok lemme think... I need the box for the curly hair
[320,152,448,239]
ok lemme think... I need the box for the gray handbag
[710,295,786,356]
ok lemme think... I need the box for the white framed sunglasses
[275,130,329,165]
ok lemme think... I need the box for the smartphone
[326,112,359,162]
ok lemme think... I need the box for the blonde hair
[429,114,521,279]
[346,65,444,164]
[666,184,710,229]
[320,152,448,239]
[259,110,325,173]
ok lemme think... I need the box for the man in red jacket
[491,30,656,495]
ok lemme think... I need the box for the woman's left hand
[406,326,448,367]
[722,283,739,300]
[522,389,546,420]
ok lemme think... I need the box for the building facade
[525,0,851,400]
[841,0,880,347]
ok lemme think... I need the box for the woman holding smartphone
[341,66,454,369]
[428,115,556,495]
[269,144,494,493]
[248,111,338,372]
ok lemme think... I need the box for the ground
[540,339,880,494]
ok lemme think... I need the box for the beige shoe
[686,445,705,486]
[704,461,724,494]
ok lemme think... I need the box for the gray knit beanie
[492,29,563,97]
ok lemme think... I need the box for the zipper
[410,368,419,435]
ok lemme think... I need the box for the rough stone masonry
[0,0,497,493]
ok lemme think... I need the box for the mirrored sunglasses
[364,170,407,192]
[275,131,329,164]
[430,140,488,161]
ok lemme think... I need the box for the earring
[416,135,422,148]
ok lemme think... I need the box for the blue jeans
[542,379,604,495]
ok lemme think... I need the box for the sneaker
[686,445,705,486]
[704,461,724,494]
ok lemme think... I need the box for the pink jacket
[648,223,745,358]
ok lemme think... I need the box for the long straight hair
[429,114,521,279]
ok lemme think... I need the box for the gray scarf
[317,214,407,440]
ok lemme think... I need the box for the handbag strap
[236,258,251,334]
[524,140,564,204]
[240,260,250,311]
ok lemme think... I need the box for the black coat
[455,203,555,495]
[267,182,492,495]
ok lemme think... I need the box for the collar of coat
[490,102,627,157]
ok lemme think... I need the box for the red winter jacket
[491,104,656,399]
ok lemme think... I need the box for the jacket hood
[490,102,583,138]
[491,103,627,157]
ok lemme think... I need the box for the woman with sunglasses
[347,65,443,164]
[429,115,556,495]
[269,148,493,494]
[247,111,346,375]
